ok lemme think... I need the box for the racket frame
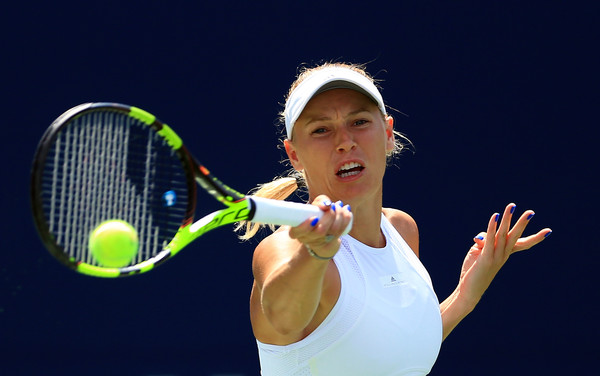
[31,103,349,278]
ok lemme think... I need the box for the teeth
[338,162,363,178]
[339,170,360,178]
[339,162,362,172]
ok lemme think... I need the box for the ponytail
[235,170,305,240]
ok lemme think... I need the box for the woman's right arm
[250,196,352,344]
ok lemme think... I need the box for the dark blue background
[2,1,597,375]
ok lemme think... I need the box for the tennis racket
[30,102,352,278]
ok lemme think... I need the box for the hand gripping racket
[30,103,352,278]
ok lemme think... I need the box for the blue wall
[2,1,596,375]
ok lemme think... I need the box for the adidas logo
[380,273,402,288]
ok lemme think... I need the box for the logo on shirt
[380,273,402,288]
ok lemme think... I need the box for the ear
[284,139,304,171]
[384,115,395,153]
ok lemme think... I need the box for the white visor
[283,66,387,139]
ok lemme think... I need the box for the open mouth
[336,162,365,178]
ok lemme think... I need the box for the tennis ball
[89,220,139,268]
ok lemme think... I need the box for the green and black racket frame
[31,103,352,278]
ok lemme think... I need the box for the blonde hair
[235,62,411,240]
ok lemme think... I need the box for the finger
[469,243,483,256]
[482,212,499,257]
[312,206,337,239]
[289,196,335,241]
[313,195,334,212]
[334,203,353,237]
[307,209,349,259]
[505,209,535,251]
[514,228,553,253]
[288,215,320,240]
[322,201,352,238]
[473,232,486,248]
[496,203,516,257]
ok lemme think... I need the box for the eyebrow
[302,108,373,127]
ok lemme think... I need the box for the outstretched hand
[288,195,353,260]
[457,203,552,309]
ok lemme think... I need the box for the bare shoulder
[252,227,296,287]
[382,208,419,257]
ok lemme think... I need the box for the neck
[347,195,385,248]
[307,183,385,248]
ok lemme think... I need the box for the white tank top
[257,214,442,376]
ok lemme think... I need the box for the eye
[311,126,328,135]
[352,119,369,127]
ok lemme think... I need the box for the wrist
[305,245,335,261]
[452,286,479,314]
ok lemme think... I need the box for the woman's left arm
[440,203,552,340]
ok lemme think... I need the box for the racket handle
[249,196,353,235]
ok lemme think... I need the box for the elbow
[263,305,311,336]
[260,290,317,336]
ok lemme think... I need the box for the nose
[336,128,356,153]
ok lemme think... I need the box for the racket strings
[41,110,189,266]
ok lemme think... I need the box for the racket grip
[249,196,353,235]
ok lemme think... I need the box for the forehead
[299,88,379,117]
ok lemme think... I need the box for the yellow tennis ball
[89,220,139,268]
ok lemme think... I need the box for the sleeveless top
[257,214,442,375]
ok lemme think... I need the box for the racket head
[30,103,197,277]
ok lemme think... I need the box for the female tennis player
[240,62,551,375]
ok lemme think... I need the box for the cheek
[297,152,322,175]
[369,129,391,157]
[296,147,332,183]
